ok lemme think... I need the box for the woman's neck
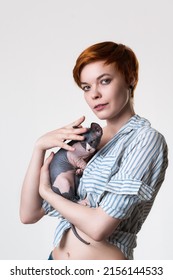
[98,110,135,150]
[105,108,135,137]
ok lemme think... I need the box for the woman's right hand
[20,116,87,224]
[35,116,87,152]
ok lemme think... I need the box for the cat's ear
[91,123,103,136]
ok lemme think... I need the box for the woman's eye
[82,85,90,92]
[101,78,111,85]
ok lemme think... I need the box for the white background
[0,0,172,260]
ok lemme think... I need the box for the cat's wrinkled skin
[49,122,103,245]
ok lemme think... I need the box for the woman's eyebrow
[80,73,111,85]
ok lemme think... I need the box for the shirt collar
[117,114,151,135]
[98,114,151,155]
[87,115,151,164]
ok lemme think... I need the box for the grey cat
[49,122,103,245]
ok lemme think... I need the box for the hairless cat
[49,122,103,245]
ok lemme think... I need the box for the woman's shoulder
[130,115,167,146]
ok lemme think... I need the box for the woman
[20,41,168,260]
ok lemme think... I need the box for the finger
[58,127,87,143]
[42,152,54,170]
[66,116,85,129]
[71,126,88,135]
[72,115,85,127]
[60,142,75,151]
[40,153,54,186]
[61,132,86,141]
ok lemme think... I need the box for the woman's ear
[129,85,134,97]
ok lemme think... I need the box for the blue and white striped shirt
[43,115,168,259]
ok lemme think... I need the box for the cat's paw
[75,168,84,176]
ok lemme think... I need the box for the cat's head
[81,123,103,152]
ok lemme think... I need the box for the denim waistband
[48,251,54,260]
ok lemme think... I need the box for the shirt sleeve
[42,200,60,217]
[99,130,168,219]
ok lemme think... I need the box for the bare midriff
[52,228,127,260]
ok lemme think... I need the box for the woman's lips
[94,103,108,111]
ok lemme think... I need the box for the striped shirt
[43,115,168,259]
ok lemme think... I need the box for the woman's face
[80,61,133,122]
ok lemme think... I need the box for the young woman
[20,41,168,260]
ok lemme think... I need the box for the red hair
[73,41,139,97]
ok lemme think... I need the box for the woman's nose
[91,85,101,99]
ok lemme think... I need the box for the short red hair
[73,41,139,97]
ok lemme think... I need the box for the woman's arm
[39,153,121,241]
[20,116,87,224]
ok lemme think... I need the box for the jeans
[48,252,54,260]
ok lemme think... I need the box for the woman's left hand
[39,152,54,199]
